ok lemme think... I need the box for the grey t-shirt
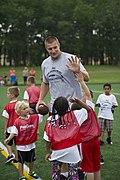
[42,52,86,111]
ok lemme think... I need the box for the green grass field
[0,65,120,85]
[0,65,120,180]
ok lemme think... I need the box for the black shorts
[18,148,36,163]
[6,132,15,146]
[30,103,37,114]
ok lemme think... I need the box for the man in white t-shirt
[36,36,89,112]
[96,83,118,145]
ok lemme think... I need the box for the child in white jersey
[95,83,118,145]
[4,101,43,180]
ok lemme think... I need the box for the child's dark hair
[52,96,69,116]
[103,83,111,89]
[52,96,69,128]
[27,76,35,84]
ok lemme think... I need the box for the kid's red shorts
[80,138,100,172]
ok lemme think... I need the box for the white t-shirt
[43,108,88,163]
[23,90,29,100]
[96,94,118,120]
[42,52,87,111]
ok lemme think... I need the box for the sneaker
[5,155,14,163]
[100,140,104,146]
[28,171,42,179]
[19,176,27,180]
[100,154,104,165]
[107,137,113,145]
[13,159,18,163]
[60,174,68,180]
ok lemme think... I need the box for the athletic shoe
[100,140,104,146]
[5,155,14,163]
[60,174,68,180]
[28,171,42,179]
[13,159,18,163]
[107,137,113,145]
[100,154,104,165]
[19,176,27,180]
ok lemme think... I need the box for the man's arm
[36,82,49,112]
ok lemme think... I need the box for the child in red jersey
[5,101,43,180]
[29,68,36,77]
[2,86,20,163]
[23,76,40,113]
[44,96,91,180]
[73,72,101,180]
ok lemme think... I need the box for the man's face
[45,41,61,60]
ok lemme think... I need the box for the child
[23,76,40,113]
[10,67,17,85]
[44,95,93,180]
[22,67,28,85]
[2,86,20,163]
[29,68,36,77]
[95,83,118,145]
[72,72,101,180]
[4,101,43,180]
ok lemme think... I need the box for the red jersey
[26,85,40,104]
[10,69,15,76]
[3,101,18,128]
[30,70,36,76]
[14,114,39,145]
[44,111,81,150]
[80,108,101,142]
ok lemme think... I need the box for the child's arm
[76,72,92,101]
[4,133,15,145]
[4,118,8,134]
[45,141,51,162]
[70,98,91,111]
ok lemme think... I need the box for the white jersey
[44,108,88,163]
[42,52,86,111]
[96,94,118,120]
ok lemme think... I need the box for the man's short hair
[45,36,60,47]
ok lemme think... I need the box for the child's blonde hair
[7,86,20,97]
[15,101,29,115]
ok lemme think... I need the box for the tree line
[0,0,120,66]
